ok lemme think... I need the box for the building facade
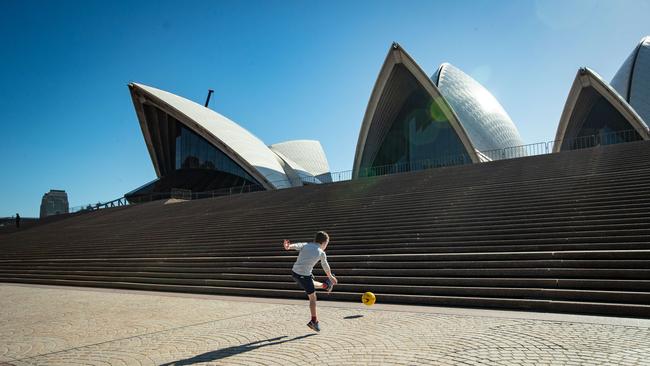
[39,190,69,218]
[353,43,524,178]
[126,83,331,202]
[126,38,650,200]
[554,37,650,152]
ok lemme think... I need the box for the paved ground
[2,284,650,365]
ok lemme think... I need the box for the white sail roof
[553,68,649,152]
[432,63,525,153]
[611,36,650,125]
[129,83,292,189]
[352,43,479,178]
[270,140,331,183]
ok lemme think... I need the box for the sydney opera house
[125,37,650,201]
[554,36,650,151]
[125,83,332,202]
[353,43,525,178]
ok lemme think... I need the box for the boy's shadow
[159,334,316,365]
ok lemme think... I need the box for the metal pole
[204,89,214,107]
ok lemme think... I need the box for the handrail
[69,196,129,214]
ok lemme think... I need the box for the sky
[1,0,649,217]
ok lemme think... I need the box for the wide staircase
[1,141,650,317]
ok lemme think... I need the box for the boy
[283,231,337,332]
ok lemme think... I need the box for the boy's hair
[314,231,329,244]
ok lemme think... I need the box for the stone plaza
[1,284,650,365]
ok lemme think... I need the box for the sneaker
[324,278,335,293]
[307,320,320,332]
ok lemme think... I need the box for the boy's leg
[308,292,317,319]
[292,272,320,331]
[313,278,334,292]
[307,292,320,331]
[293,271,316,294]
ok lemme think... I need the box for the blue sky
[1,0,649,217]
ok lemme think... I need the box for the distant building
[40,190,69,218]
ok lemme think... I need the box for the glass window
[173,122,259,185]
[566,90,643,150]
[175,130,181,169]
[181,127,190,168]
[361,87,470,177]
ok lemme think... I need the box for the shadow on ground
[159,334,316,365]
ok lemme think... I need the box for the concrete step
[3,141,650,318]
[2,277,650,317]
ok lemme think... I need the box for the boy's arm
[283,239,306,251]
[320,252,337,284]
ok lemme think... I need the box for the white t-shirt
[290,242,331,276]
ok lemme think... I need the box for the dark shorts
[292,271,316,295]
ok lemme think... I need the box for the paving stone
[2,284,650,365]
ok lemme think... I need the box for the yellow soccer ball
[361,291,376,306]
